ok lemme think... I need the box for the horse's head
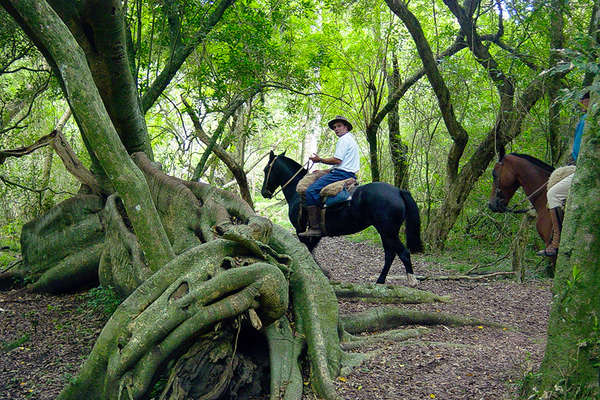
[488,154,520,212]
[261,150,285,199]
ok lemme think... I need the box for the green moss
[86,286,123,316]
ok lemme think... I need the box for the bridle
[263,156,279,196]
[493,162,547,214]
[264,156,312,198]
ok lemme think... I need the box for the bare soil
[0,236,551,400]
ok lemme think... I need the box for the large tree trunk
[548,0,566,165]
[1,0,175,270]
[46,0,154,157]
[365,124,381,182]
[528,87,600,398]
[387,53,410,189]
[423,143,494,250]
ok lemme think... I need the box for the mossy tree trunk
[529,89,600,398]
[1,0,175,271]
[387,52,410,190]
[548,0,567,165]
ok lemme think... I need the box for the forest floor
[0,236,552,400]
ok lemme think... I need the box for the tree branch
[182,97,255,208]
[371,36,468,134]
[0,130,56,164]
[141,0,237,113]
[51,130,104,195]
[385,0,469,184]
[0,75,50,135]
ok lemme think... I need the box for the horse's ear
[279,150,286,157]
[269,150,275,159]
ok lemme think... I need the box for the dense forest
[0,0,598,399]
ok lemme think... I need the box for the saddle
[296,170,358,207]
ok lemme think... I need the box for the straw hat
[327,115,353,131]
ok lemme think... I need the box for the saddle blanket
[297,169,357,198]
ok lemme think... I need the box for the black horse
[261,151,423,285]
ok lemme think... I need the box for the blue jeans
[305,169,356,206]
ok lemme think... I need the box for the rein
[503,181,547,214]
[266,156,312,198]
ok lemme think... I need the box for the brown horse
[488,152,555,259]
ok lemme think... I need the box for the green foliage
[520,372,600,400]
[345,226,381,246]
[1,220,22,246]
[254,197,294,230]
[0,252,15,269]
[0,333,30,353]
[86,286,123,316]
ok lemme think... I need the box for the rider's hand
[309,154,321,163]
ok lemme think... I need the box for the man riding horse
[299,116,360,237]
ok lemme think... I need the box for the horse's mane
[279,155,305,171]
[509,153,554,173]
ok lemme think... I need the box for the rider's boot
[298,206,322,237]
[537,207,561,257]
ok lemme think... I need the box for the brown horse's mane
[509,153,554,174]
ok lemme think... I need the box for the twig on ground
[464,251,511,274]
[419,271,515,281]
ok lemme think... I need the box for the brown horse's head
[488,154,520,213]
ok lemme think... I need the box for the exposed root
[340,305,503,334]
[331,281,451,304]
[265,317,304,400]
[339,350,380,377]
[340,328,428,350]
[268,224,341,400]
[18,194,105,292]
[58,248,289,400]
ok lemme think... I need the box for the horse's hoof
[376,278,385,284]
[406,274,419,287]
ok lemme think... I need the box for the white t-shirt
[333,132,360,173]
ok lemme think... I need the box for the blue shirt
[333,132,360,173]
[571,114,586,162]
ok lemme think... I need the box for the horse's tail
[399,190,424,253]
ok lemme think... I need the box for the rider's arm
[311,155,341,165]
